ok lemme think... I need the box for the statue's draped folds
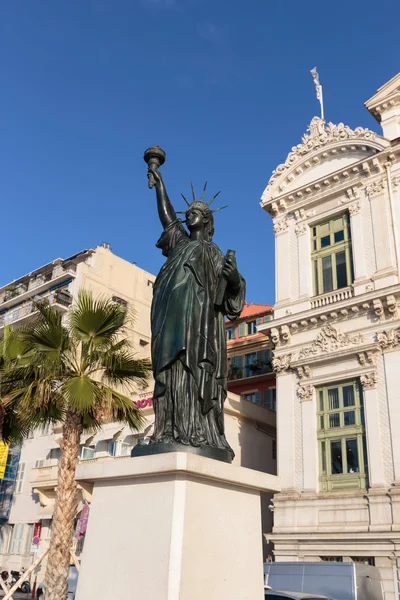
[151,220,245,458]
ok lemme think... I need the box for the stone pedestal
[74,452,280,600]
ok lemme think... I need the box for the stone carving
[386,295,398,317]
[392,176,400,188]
[272,353,292,374]
[373,298,384,317]
[295,365,311,380]
[366,179,386,197]
[281,325,291,343]
[360,371,377,390]
[298,324,364,360]
[295,222,307,236]
[376,328,400,351]
[266,117,377,191]
[297,384,314,401]
[270,327,280,345]
[348,201,361,216]
[273,219,289,235]
[358,351,379,367]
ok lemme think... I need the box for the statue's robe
[151,220,245,457]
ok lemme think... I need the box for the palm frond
[59,376,102,412]
[70,290,127,347]
[101,350,151,388]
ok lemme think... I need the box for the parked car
[265,592,332,600]
[264,562,384,600]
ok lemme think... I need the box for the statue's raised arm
[144,146,177,230]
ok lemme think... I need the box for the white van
[264,562,384,600]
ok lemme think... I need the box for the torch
[143,145,166,188]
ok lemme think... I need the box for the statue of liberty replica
[133,146,246,463]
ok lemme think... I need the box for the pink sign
[75,503,90,541]
[135,397,153,409]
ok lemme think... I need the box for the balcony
[0,264,76,311]
[31,464,59,489]
[310,286,353,309]
[228,361,272,382]
[0,289,72,330]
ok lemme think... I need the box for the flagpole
[319,85,324,120]
[310,67,324,121]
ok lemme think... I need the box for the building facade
[0,244,156,577]
[259,73,400,599]
[227,303,276,412]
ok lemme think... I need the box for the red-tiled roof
[239,302,273,318]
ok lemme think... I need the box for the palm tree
[1,291,151,600]
[0,325,32,443]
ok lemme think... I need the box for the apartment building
[0,244,156,576]
[259,72,400,599]
[226,302,276,411]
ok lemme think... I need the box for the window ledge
[311,286,353,309]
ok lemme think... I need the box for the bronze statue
[133,146,245,463]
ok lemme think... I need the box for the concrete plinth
[75,452,280,600]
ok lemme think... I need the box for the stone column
[382,347,400,483]
[348,201,368,292]
[367,180,397,287]
[275,363,299,492]
[274,219,291,305]
[296,224,312,298]
[361,373,387,489]
[298,383,318,492]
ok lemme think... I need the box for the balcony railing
[0,264,76,306]
[0,290,72,328]
[228,362,272,382]
[310,286,353,309]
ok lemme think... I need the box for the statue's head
[186,201,215,241]
[178,183,227,242]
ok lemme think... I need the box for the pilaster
[383,349,400,483]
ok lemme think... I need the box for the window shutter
[255,391,262,405]
[256,317,263,325]
[238,323,245,337]
[264,314,272,322]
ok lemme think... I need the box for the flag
[0,442,9,479]
[310,67,324,119]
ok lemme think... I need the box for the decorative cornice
[265,117,378,193]
[298,324,364,360]
[297,384,314,401]
[366,178,386,197]
[273,219,289,235]
[360,371,378,390]
[272,353,292,375]
[376,328,400,352]
[258,287,400,341]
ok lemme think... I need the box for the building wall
[259,74,400,600]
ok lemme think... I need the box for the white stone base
[75,451,280,600]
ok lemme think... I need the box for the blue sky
[1,0,400,304]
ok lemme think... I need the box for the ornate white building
[259,73,400,599]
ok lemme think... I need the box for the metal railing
[0,290,72,327]
[0,264,76,305]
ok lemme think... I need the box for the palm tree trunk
[44,410,82,600]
